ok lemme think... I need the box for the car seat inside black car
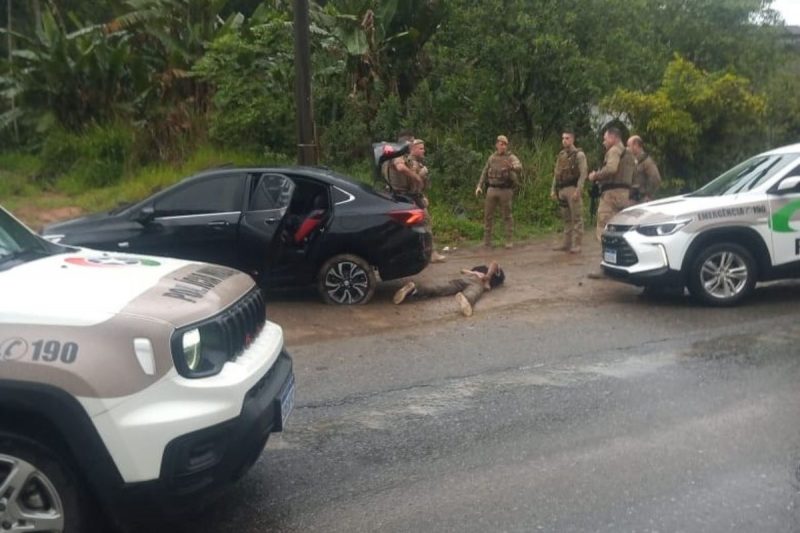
[283,180,330,246]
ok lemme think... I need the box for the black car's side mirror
[135,205,156,225]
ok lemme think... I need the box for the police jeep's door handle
[264,218,279,225]
[207,220,230,229]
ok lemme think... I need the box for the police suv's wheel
[0,433,85,533]
[688,243,756,307]
[318,254,376,305]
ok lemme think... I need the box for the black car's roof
[188,166,365,191]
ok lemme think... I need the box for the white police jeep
[0,205,295,531]
[601,143,800,306]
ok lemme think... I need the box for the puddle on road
[683,334,761,363]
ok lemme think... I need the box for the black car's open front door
[239,173,295,281]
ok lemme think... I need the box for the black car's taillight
[389,209,426,226]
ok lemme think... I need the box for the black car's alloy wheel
[318,254,376,305]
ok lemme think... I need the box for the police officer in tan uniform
[405,139,446,262]
[475,135,522,249]
[588,127,635,241]
[626,135,661,204]
[550,130,588,253]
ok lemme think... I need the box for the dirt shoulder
[268,234,637,347]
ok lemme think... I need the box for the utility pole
[7,0,19,144]
[292,0,317,165]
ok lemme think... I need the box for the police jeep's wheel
[687,243,756,307]
[0,433,85,533]
[317,254,376,305]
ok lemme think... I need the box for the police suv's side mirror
[776,176,800,194]
[134,205,156,225]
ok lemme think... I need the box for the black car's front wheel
[318,254,376,305]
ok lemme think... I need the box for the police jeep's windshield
[689,153,799,197]
[0,208,64,270]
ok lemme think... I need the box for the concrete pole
[292,0,317,165]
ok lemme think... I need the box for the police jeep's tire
[687,243,757,307]
[317,254,376,305]
[0,432,87,533]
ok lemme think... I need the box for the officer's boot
[569,231,582,254]
[552,231,570,251]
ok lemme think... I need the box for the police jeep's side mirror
[775,176,800,194]
[134,205,156,225]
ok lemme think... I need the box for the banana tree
[0,5,148,132]
[313,0,445,102]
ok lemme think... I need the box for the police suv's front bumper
[600,227,685,287]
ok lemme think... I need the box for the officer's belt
[600,183,630,193]
[488,183,513,189]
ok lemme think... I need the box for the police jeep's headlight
[171,322,228,378]
[635,220,690,237]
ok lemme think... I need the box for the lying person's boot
[587,270,605,279]
[455,292,473,317]
[569,245,582,254]
[393,281,416,304]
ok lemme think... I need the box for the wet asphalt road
[173,283,800,533]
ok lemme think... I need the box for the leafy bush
[41,124,135,193]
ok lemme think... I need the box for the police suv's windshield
[690,153,799,197]
[0,208,64,271]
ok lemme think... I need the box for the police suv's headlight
[171,322,228,378]
[635,220,690,237]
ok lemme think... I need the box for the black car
[43,166,432,304]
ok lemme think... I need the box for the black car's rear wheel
[318,254,376,305]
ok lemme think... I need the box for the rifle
[589,181,600,223]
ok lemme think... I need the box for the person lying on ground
[392,261,505,316]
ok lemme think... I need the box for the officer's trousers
[557,186,583,249]
[596,188,630,241]
[484,187,513,245]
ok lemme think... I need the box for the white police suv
[600,143,800,306]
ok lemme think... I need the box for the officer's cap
[496,135,509,144]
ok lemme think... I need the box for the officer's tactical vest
[487,153,514,186]
[616,148,636,186]
[387,155,413,193]
[555,149,582,187]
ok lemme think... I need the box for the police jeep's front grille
[602,235,639,267]
[218,288,267,359]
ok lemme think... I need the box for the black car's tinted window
[250,174,294,211]
[155,174,245,216]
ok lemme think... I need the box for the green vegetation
[1,0,799,240]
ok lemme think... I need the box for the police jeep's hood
[609,194,767,227]
[0,248,254,328]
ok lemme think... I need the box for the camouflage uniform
[477,152,522,246]
[551,146,588,251]
[631,152,661,204]
[593,142,636,241]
